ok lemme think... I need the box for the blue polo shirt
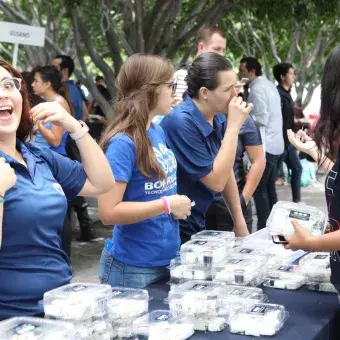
[161,96,227,237]
[66,80,83,121]
[104,123,179,267]
[0,140,87,319]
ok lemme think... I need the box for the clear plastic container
[306,282,338,294]
[263,264,305,290]
[168,281,225,316]
[229,303,289,337]
[191,230,235,245]
[107,287,148,321]
[0,317,76,340]
[46,311,114,340]
[193,316,227,332]
[267,201,327,236]
[212,257,266,286]
[169,258,211,283]
[133,310,194,340]
[219,286,268,319]
[44,283,112,321]
[299,252,331,282]
[180,239,229,266]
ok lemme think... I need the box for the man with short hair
[52,55,97,245]
[174,25,227,104]
[273,63,302,203]
[239,57,284,230]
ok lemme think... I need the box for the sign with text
[0,21,45,47]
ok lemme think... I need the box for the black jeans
[205,198,253,233]
[253,152,280,230]
[285,145,302,203]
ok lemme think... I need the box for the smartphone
[272,235,288,244]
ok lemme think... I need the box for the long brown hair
[100,54,174,180]
[0,60,33,141]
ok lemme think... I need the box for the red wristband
[161,196,170,214]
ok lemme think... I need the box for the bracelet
[0,194,3,204]
[70,121,89,141]
[164,196,171,214]
[161,196,171,214]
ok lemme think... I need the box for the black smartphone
[272,235,288,244]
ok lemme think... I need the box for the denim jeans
[285,144,302,203]
[254,152,280,230]
[276,152,285,179]
[98,250,169,288]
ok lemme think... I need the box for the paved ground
[71,175,327,283]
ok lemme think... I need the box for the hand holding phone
[272,235,288,244]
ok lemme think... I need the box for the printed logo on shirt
[145,142,177,195]
[53,183,65,195]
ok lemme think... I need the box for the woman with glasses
[161,52,253,243]
[98,54,191,288]
[0,59,115,319]
[31,65,72,156]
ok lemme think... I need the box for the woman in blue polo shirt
[161,52,253,243]
[0,59,115,319]
[98,54,192,288]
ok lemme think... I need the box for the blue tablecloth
[147,279,340,340]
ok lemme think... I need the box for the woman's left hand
[30,102,82,134]
[284,220,314,251]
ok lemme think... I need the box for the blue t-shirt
[105,124,179,267]
[66,80,83,121]
[234,115,262,184]
[34,122,68,156]
[161,96,227,237]
[0,141,87,319]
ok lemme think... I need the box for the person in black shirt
[285,47,340,293]
[273,63,302,203]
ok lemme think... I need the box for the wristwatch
[70,121,90,141]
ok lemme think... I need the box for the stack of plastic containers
[108,287,149,338]
[0,317,76,340]
[169,258,211,283]
[229,303,289,336]
[43,283,113,340]
[133,310,194,340]
[168,280,228,332]
[299,252,338,293]
[267,201,327,237]
[212,256,267,286]
[263,264,305,290]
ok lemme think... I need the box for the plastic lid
[229,246,267,258]
[266,201,327,236]
[0,317,75,340]
[191,230,235,243]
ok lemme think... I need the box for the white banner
[0,21,45,47]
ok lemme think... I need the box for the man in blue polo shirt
[52,55,96,248]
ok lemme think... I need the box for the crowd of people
[0,23,340,321]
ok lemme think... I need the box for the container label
[201,231,220,236]
[12,324,37,335]
[228,259,243,264]
[314,255,328,260]
[193,241,207,246]
[191,284,207,291]
[278,265,294,272]
[66,285,87,292]
[156,314,170,321]
[250,306,267,315]
[289,210,311,221]
[230,288,243,296]
[239,248,253,254]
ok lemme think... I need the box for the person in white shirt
[239,57,284,230]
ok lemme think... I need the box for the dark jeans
[254,152,280,230]
[285,144,302,203]
[276,153,285,179]
[205,196,253,233]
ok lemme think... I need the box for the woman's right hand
[227,96,253,131]
[167,195,191,220]
[0,158,17,195]
[287,129,318,158]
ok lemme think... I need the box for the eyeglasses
[164,80,177,96]
[0,77,22,94]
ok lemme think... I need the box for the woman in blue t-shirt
[31,65,72,156]
[0,59,115,319]
[98,54,192,288]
